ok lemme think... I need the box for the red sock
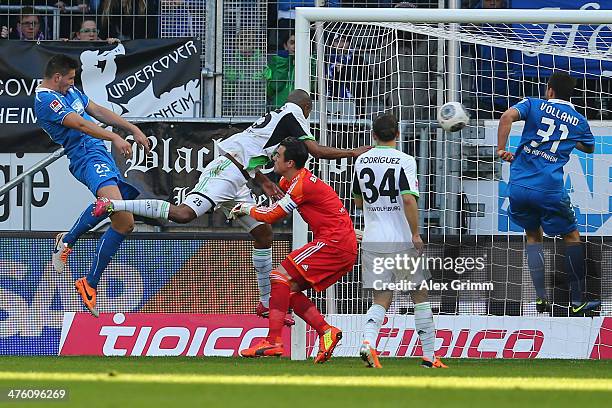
[290,292,330,336]
[267,271,290,343]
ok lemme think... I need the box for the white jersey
[352,146,419,253]
[218,102,314,177]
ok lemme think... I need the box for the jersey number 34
[359,168,399,204]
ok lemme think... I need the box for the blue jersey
[35,86,108,160]
[34,86,139,199]
[509,97,594,192]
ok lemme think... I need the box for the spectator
[266,32,296,109]
[8,8,45,40]
[326,32,369,116]
[224,28,268,116]
[99,0,159,40]
[160,0,200,37]
[270,0,340,51]
[73,18,120,44]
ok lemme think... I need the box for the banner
[510,0,612,77]
[0,38,201,152]
[59,313,291,357]
[318,315,612,359]
[0,121,252,231]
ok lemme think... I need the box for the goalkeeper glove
[229,203,255,219]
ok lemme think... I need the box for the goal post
[291,7,612,361]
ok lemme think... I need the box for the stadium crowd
[1,0,610,119]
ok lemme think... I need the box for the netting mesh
[303,19,612,357]
[221,0,268,117]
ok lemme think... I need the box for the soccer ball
[437,102,470,132]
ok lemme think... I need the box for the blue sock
[86,227,126,289]
[526,243,547,300]
[63,204,109,247]
[565,244,586,304]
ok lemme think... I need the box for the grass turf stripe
[0,372,610,391]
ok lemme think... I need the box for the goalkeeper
[235,137,357,363]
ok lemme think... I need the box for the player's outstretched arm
[230,194,294,224]
[63,112,133,157]
[497,108,520,162]
[303,139,371,159]
[86,100,150,154]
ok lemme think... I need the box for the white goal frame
[290,7,612,360]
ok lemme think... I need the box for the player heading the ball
[93,89,371,323]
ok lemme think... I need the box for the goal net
[292,8,612,360]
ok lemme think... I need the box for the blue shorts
[507,183,577,236]
[69,149,139,199]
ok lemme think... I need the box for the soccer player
[353,114,447,369]
[35,54,150,317]
[234,137,357,362]
[92,89,369,323]
[497,72,601,315]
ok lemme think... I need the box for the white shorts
[182,156,264,232]
[361,248,431,290]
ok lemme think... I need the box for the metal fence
[0,1,443,118]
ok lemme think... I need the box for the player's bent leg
[76,185,131,317]
[55,182,118,274]
[167,204,198,224]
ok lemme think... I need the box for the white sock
[363,303,386,347]
[252,247,272,307]
[111,199,170,220]
[414,302,436,361]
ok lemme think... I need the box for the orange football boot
[240,340,284,357]
[314,326,342,364]
[74,277,99,317]
[421,356,448,368]
[359,340,382,368]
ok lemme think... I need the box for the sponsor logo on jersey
[50,99,63,113]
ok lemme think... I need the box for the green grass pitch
[0,357,610,407]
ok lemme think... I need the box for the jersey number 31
[531,117,569,153]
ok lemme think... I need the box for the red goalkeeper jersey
[249,168,357,254]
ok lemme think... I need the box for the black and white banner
[0,38,201,153]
